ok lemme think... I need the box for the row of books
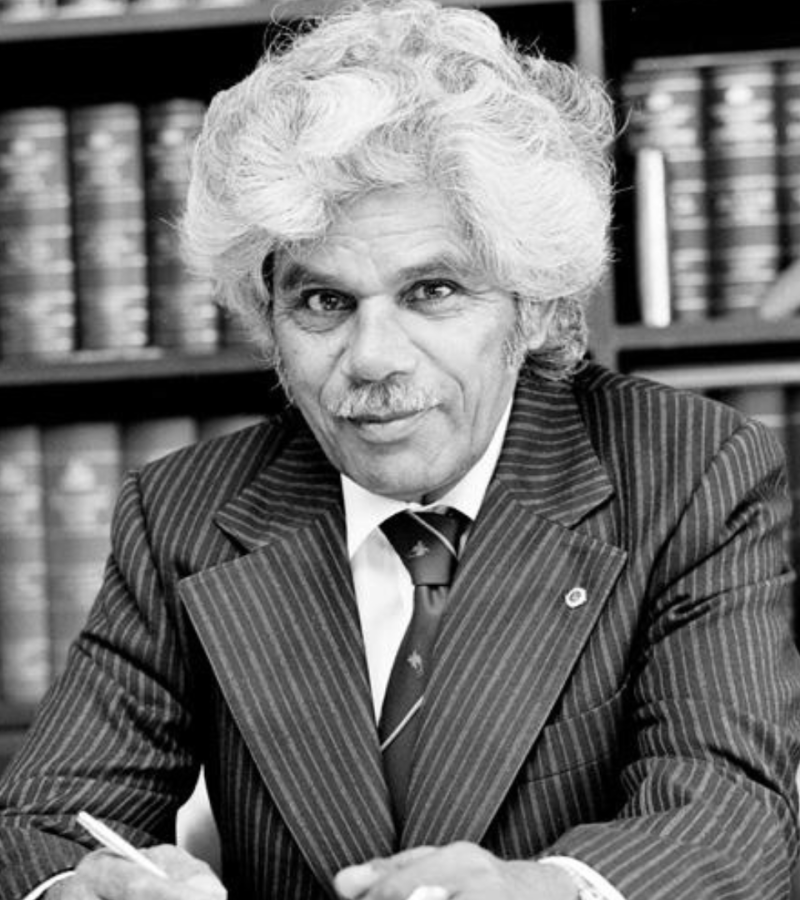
[622,51,800,326]
[0,0,254,20]
[0,412,261,706]
[0,99,255,363]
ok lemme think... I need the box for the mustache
[328,381,438,419]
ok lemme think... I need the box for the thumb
[335,847,437,898]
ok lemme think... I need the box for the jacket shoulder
[136,415,289,498]
[116,413,298,571]
[572,362,785,486]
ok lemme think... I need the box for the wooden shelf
[631,361,800,391]
[615,318,800,354]
[0,0,596,43]
[0,1,317,42]
[0,348,265,388]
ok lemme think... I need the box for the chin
[352,469,428,502]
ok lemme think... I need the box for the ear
[522,299,558,352]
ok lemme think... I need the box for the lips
[353,409,421,424]
[344,407,431,441]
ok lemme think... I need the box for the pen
[77,810,169,880]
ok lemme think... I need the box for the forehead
[274,186,477,286]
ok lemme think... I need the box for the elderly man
[1,2,799,899]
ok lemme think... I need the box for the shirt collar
[342,401,513,559]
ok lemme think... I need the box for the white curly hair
[181,0,616,379]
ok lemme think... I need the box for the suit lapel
[403,372,627,847]
[178,370,628,867]
[178,423,395,886]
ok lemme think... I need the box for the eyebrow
[396,256,474,283]
[274,253,477,294]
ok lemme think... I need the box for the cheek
[275,329,336,395]
[454,325,518,388]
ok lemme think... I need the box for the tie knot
[380,508,467,587]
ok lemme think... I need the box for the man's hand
[49,845,226,899]
[334,843,578,900]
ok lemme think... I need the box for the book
[56,0,124,16]
[622,63,711,322]
[143,100,219,353]
[0,426,50,705]
[706,61,781,316]
[633,148,671,327]
[778,59,800,264]
[122,416,198,471]
[0,0,50,19]
[41,422,122,678]
[0,107,76,360]
[69,104,149,352]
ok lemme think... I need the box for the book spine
[0,0,49,19]
[143,99,219,353]
[127,0,185,17]
[778,60,800,263]
[55,0,124,18]
[0,107,76,360]
[69,104,149,352]
[633,148,671,327]
[0,426,50,705]
[706,61,781,316]
[622,66,711,322]
[41,422,121,678]
[122,416,198,471]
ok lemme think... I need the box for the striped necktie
[378,507,467,825]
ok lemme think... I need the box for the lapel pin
[565,586,587,609]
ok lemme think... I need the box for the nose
[342,299,417,382]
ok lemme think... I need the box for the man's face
[271,186,544,502]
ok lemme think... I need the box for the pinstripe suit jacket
[2,362,800,900]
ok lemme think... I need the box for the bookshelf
[1,0,799,764]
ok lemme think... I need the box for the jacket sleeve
[0,471,200,900]
[546,417,800,900]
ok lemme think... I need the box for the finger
[51,874,97,899]
[147,845,226,898]
[334,861,382,898]
[335,848,437,898]
[76,849,225,899]
[76,851,169,899]
[407,887,450,900]
[362,842,490,900]
[386,847,438,868]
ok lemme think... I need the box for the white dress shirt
[343,402,512,722]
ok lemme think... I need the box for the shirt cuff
[539,856,626,900]
[20,871,74,900]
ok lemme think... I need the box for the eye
[302,290,353,313]
[407,280,458,304]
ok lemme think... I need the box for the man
[1,1,799,898]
